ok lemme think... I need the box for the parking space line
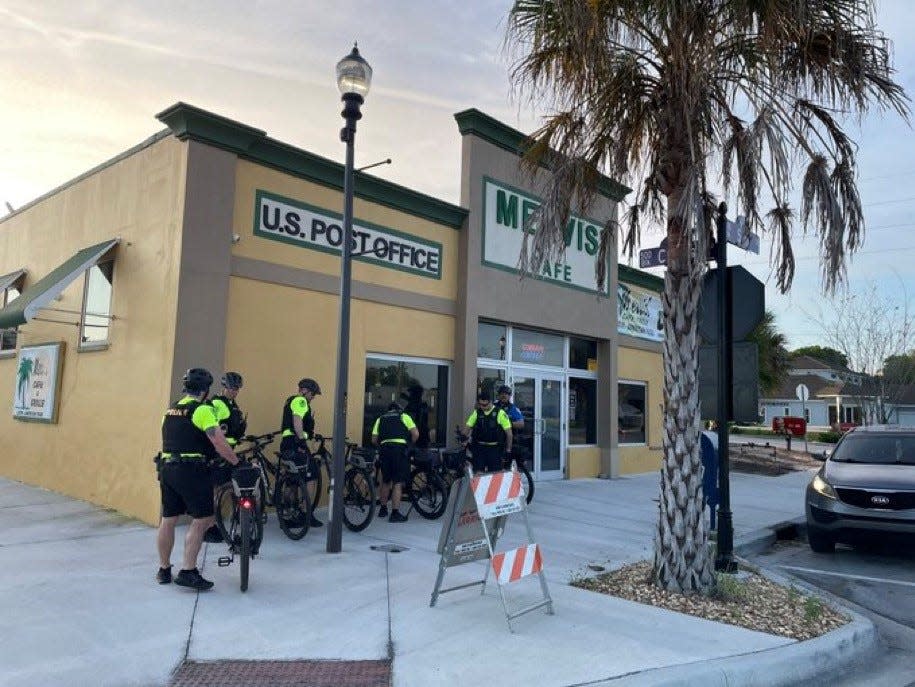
[781,565,915,588]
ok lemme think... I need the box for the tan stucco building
[0,103,663,525]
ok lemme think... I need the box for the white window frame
[78,260,115,351]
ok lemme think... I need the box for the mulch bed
[729,442,822,476]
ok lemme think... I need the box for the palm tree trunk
[653,212,714,594]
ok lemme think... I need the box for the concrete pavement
[0,468,871,686]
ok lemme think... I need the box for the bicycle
[214,461,263,592]
[406,448,449,520]
[236,431,282,514]
[309,436,376,532]
[449,426,535,504]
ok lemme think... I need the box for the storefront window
[363,357,449,448]
[476,367,506,398]
[568,378,596,445]
[511,327,563,367]
[478,322,506,360]
[569,337,597,371]
[618,382,646,445]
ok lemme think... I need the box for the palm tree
[747,311,790,396]
[506,0,907,593]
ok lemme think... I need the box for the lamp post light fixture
[327,43,372,554]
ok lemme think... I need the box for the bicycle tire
[520,464,534,504]
[342,466,375,532]
[276,474,311,541]
[311,452,326,511]
[213,484,235,544]
[409,467,447,519]
[239,506,251,592]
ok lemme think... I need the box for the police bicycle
[213,460,263,592]
[234,431,313,542]
[309,435,376,532]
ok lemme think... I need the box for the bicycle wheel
[342,467,375,532]
[214,484,236,544]
[311,454,325,511]
[409,467,447,519]
[276,474,311,541]
[519,464,534,505]
[239,505,251,592]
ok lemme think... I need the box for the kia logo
[871,495,891,506]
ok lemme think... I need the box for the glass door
[512,372,565,480]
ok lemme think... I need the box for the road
[752,539,915,687]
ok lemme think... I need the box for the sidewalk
[0,469,866,686]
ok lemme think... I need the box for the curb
[595,522,879,687]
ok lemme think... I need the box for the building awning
[0,239,118,330]
[0,268,26,293]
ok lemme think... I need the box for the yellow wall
[567,446,601,479]
[223,277,455,444]
[0,137,188,523]
[618,345,664,475]
[231,161,459,302]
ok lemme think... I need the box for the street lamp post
[327,43,372,554]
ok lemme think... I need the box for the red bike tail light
[240,497,253,510]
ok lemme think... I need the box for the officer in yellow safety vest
[372,402,419,522]
[462,392,513,473]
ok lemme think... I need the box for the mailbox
[772,416,806,437]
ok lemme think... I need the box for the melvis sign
[253,190,442,279]
[482,178,608,294]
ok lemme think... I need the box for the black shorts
[160,461,214,519]
[378,443,409,484]
[280,437,319,482]
[471,444,503,473]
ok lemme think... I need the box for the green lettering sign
[496,190,518,229]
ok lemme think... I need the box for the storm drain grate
[169,659,391,687]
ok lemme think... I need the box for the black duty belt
[162,456,208,465]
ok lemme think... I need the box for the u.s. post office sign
[482,178,608,294]
[253,190,442,279]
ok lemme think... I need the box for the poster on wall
[13,342,64,423]
[618,283,663,342]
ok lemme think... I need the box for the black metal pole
[327,92,363,553]
[715,202,737,573]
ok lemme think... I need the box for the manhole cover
[170,659,391,687]
[370,544,408,553]
[588,564,606,572]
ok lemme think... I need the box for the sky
[2,0,914,351]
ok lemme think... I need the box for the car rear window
[831,434,915,464]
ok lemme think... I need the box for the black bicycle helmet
[388,402,403,412]
[496,384,512,395]
[298,378,322,395]
[183,368,213,393]
[221,371,243,389]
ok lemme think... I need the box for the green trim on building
[454,108,631,202]
[156,102,469,229]
[618,264,664,293]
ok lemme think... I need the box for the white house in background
[759,355,915,428]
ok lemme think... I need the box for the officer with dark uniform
[156,368,238,591]
[372,402,419,522]
[279,378,323,527]
[203,371,248,543]
[463,392,513,473]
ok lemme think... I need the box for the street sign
[698,266,765,343]
[639,246,667,268]
[726,216,760,254]
[796,384,810,402]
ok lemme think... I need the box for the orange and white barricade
[431,463,553,631]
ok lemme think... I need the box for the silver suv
[805,426,915,552]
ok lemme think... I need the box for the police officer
[157,368,238,590]
[372,402,419,522]
[203,371,248,543]
[495,385,525,431]
[280,378,323,527]
[463,392,513,473]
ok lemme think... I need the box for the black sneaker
[389,511,408,523]
[156,565,172,584]
[203,525,223,543]
[309,516,324,527]
[378,505,389,518]
[174,568,214,591]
